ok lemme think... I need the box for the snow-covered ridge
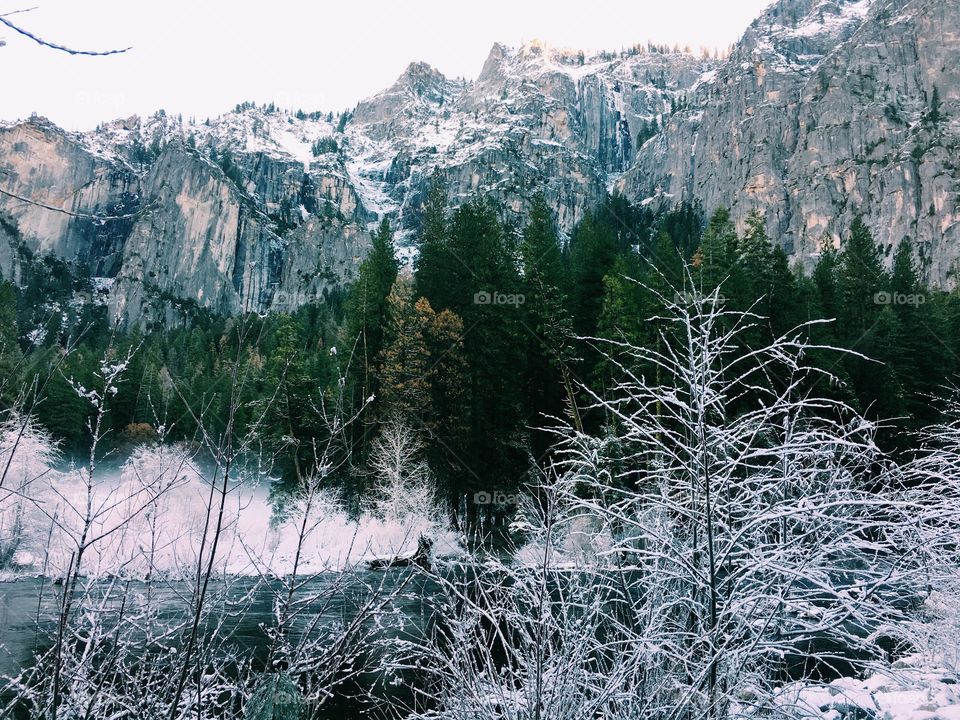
[748,0,876,38]
[784,0,873,38]
[720,0,877,80]
[0,37,718,325]
[53,39,715,237]
[480,40,621,83]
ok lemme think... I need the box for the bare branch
[0,15,130,56]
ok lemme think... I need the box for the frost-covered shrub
[400,285,929,720]
[0,414,60,570]
[550,286,917,719]
[243,674,303,720]
[900,394,960,670]
[361,417,456,558]
[511,475,614,568]
[368,417,441,526]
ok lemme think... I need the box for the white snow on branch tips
[393,276,960,720]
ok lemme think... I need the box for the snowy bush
[0,414,60,570]
[368,417,441,526]
[511,468,615,568]
[361,416,455,558]
[387,472,641,720]
[551,286,921,719]
[899,394,960,672]
[397,284,935,720]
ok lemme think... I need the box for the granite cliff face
[0,117,370,326]
[1,0,958,326]
[1,41,701,326]
[108,142,368,326]
[617,0,960,281]
[346,41,708,237]
[0,119,139,283]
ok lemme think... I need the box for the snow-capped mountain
[0,0,957,326]
[0,40,707,325]
[618,0,960,277]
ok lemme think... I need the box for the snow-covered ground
[0,441,460,581]
[747,591,960,720]
[773,655,960,720]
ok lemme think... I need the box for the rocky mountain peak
[0,39,725,326]
[1,0,957,328]
[619,0,958,283]
[352,61,462,141]
[395,60,449,93]
[476,42,511,82]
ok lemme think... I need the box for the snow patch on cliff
[790,0,873,38]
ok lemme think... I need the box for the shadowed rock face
[1,41,704,326]
[108,143,370,327]
[617,0,960,284]
[0,119,139,284]
[1,0,958,327]
[0,120,371,328]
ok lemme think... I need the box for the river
[0,570,437,719]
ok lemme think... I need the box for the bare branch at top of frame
[0,13,130,56]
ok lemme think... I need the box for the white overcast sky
[1,0,772,130]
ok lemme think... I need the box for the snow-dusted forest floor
[778,656,960,720]
[782,592,960,720]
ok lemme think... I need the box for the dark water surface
[0,566,913,718]
[0,571,436,718]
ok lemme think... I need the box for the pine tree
[345,219,399,408]
[812,238,841,325]
[413,171,452,308]
[263,315,314,483]
[695,207,739,296]
[836,216,893,428]
[838,216,886,340]
[422,305,471,507]
[658,201,704,260]
[568,210,618,338]
[39,348,96,453]
[521,194,578,446]
[889,238,945,432]
[734,212,802,338]
[0,281,22,407]
[598,253,651,392]
[415,198,527,503]
[866,306,909,437]
[925,85,942,125]
[765,244,802,338]
[736,210,773,303]
[107,332,146,433]
[521,193,565,288]
[648,228,686,292]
